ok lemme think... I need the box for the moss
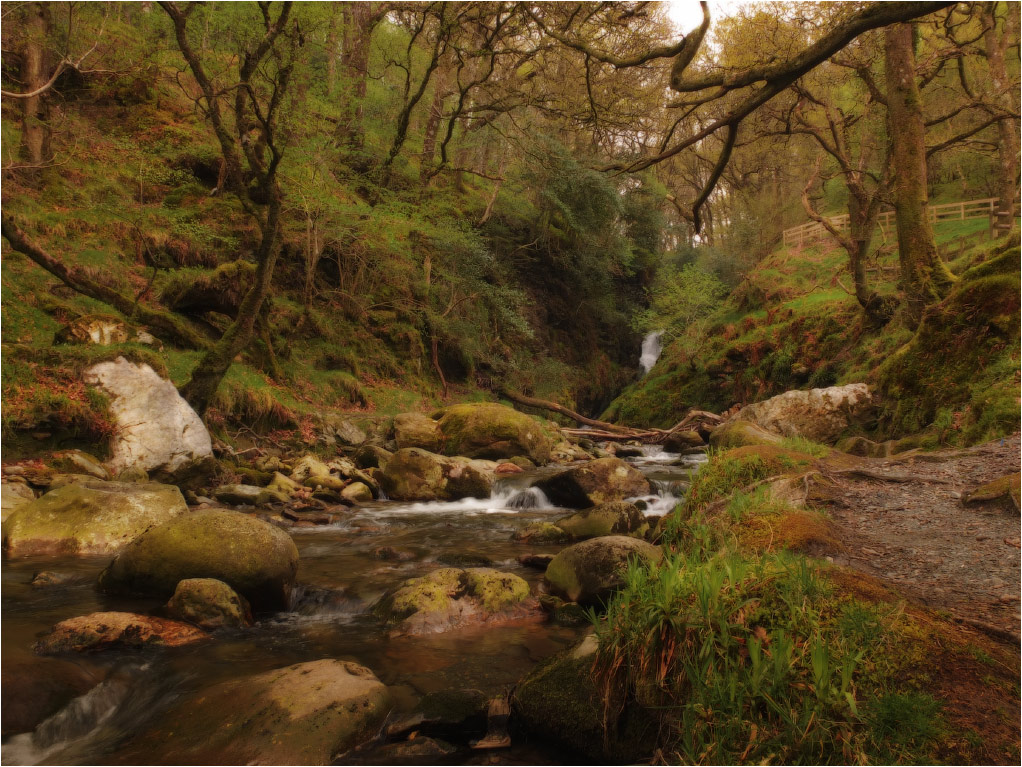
[385,569,462,619]
[462,568,530,612]
[964,473,1021,506]
[511,521,570,543]
[435,402,552,464]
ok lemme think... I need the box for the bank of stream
[1,447,705,765]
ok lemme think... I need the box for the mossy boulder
[393,412,443,451]
[964,473,1021,507]
[708,420,785,449]
[1,482,35,523]
[354,444,393,470]
[726,383,874,443]
[34,611,207,654]
[511,521,570,543]
[289,454,332,483]
[662,430,704,451]
[213,484,263,506]
[435,403,552,464]
[2,480,188,557]
[127,660,390,764]
[556,501,649,540]
[98,509,300,612]
[513,634,657,761]
[544,535,662,605]
[341,481,373,503]
[377,567,533,635]
[166,578,252,629]
[534,457,650,508]
[379,448,495,501]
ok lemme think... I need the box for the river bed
[1,447,704,765]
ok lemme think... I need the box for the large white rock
[84,357,212,476]
[727,383,873,443]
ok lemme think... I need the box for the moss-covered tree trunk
[180,196,283,415]
[983,2,1021,218]
[883,23,954,328]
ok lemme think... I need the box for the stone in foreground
[556,501,648,540]
[725,383,873,444]
[2,480,188,557]
[34,611,207,654]
[99,509,299,612]
[127,659,390,765]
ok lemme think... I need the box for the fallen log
[497,388,635,433]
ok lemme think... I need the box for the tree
[159,1,301,414]
[884,21,955,327]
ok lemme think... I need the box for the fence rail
[782,197,1013,249]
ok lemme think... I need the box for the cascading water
[639,330,664,374]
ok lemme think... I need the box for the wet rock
[1,482,35,523]
[83,357,213,482]
[266,471,300,497]
[495,462,524,474]
[341,481,373,504]
[612,446,644,458]
[213,483,263,506]
[373,546,416,561]
[318,415,367,447]
[2,657,101,736]
[438,551,493,567]
[354,444,393,470]
[435,403,552,464]
[50,450,109,480]
[549,441,592,463]
[508,456,536,470]
[30,571,85,589]
[2,480,188,557]
[362,737,458,763]
[538,595,590,626]
[379,448,495,501]
[385,688,488,741]
[534,457,650,508]
[726,383,874,443]
[510,522,569,544]
[99,509,300,612]
[544,536,661,605]
[115,465,150,483]
[556,501,649,540]
[166,578,252,629]
[708,420,785,449]
[377,567,533,635]
[282,508,339,525]
[256,487,292,505]
[34,611,207,654]
[289,454,332,483]
[393,412,444,452]
[518,553,554,570]
[514,633,656,760]
[130,659,390,764]
[662,430,704,451]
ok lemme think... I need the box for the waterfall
[639,331,664,375]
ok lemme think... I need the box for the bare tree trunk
[20,3,52,167]
[884,23,954,328]
[326,6,340,97]
[420,62,450,181]
[336,2,376,151]
[983,2,1021,217]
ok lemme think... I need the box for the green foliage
[631,264,727,339]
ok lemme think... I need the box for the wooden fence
[782,197,1010,250]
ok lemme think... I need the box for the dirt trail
[823,433,1021,641]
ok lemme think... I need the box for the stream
[1,446,705,765]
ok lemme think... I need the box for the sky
[666,0,746,33]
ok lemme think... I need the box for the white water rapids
[639,330,664,375]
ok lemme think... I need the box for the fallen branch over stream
[499,388,721,443]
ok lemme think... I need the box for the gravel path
[824,433,1021,641]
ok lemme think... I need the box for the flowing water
[639,331,663,375]
[1,450,705,765]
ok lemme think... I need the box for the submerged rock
[556,501,648,540]
[2,657,100,737]
[534,457,650,508]
[99,509,299,612]
[435,402,552,464]
[166,578,252,629]
[662,430,704,451]
[379,448,495,501]
[34,611,207,654]
[544,535,661,605]
[510,521,569,544]
[83,357,213,483]
[377,567,534,635]
[725,383,874,444]
[2,480,188,557]
[129,659,390,764]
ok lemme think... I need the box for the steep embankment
[605,231,1021,447]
